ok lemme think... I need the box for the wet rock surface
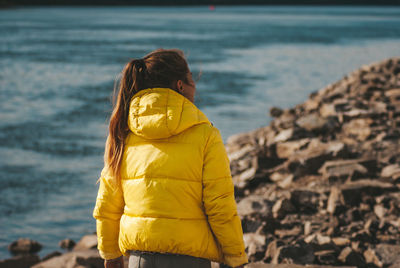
[227,58,400,267]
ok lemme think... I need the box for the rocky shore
[227,57,400,267]
[1,57,399,268]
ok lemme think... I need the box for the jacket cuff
[98,249,123,260]
[224,252,249,267]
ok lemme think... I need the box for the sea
[1,6,400,259]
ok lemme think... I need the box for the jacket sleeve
[202,127,248,267]
[92,167,125,260]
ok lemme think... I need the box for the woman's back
[93,49,248,268]
[119,87,223,261]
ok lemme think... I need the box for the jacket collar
[128,88,210,139]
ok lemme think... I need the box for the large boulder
[8,238,42,255]
[0,254,40,268]
[73,234,98,251]
[32,249,103,268]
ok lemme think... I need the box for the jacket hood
[128,88,210,139]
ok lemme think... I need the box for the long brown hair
[104,49,190,185]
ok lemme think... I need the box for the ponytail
[104,59,146,185]
[103,49,190,185]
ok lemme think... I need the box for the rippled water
[1,6,400,259]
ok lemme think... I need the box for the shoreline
[1,2,400,8]
[1,58,400,267]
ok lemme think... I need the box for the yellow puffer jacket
[93,88,248,267]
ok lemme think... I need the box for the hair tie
[134,59,146,72]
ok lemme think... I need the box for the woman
[93,49,248,268]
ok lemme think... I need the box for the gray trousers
[128,250,211,268]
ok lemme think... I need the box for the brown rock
[303,221,312,236]
[275,226,302,239]
[273,128,295,143]
[340,179,398,206]
[316,234,331,245]
[375,244,400,267]
[270,107,284,118]
[314,250,337,266]
[363,248,383,267]
[290,190,320,214]
[243,233,267,262]
[73,234,97,251]
[234,166,257,189]
[272,198,296,219]
[338,247,366,266]
[385,88,400,103]
[270,172,293,183]
[8,238,42,255]
[0,254,40,268]
[276,139,310,159]
[242,218,265,233]
[381,164,400,180]
[303,98,320,112]
[318,159,369,181]
[237,195,273,217]
[265,240,281,264]
[332,237,350,247]
[59,239,76,250]
[32,249,102,268]
[225,57,400,268]
[286,140,346,177]
[227,144,255,162]
[295,113,329,132]
[374,204,387,219]
[342,118,373,141]
[327,186,342,214]
[41,251,62,262]
[273,111,296,130]
[276,175,294,189]
[278,242,315,265]
[246,264,356,268]
[319,103,336,118]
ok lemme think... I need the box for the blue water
[1,6,400,259]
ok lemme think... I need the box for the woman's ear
[176,80,184,93]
